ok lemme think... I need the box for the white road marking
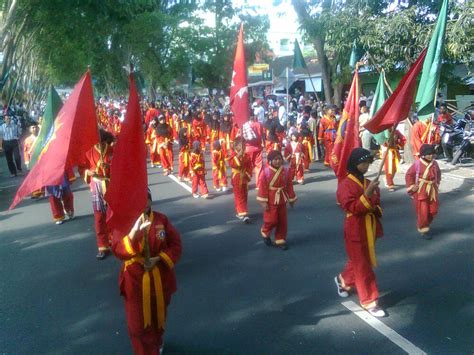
[168,174,192,193]
[341,301,427,355]
[0,183,18,190]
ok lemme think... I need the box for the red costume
[318,115,338,166]
[219,122,237,158]
[81,143,114,251]
[337,174,383,309]
[244,120,264,184]
[405,159,441,234]
[211,149,228,190]
[382,130,406,189]
[190,151,209,197]
[257,166,297,246]
[178,143,190,181]
[437,112,453,125]
[156,124,174,174]
[47,169,76,222]
[112,211,182,355]
[23,134,36,168]
[227,152,253,217]
[411,120,437,158]
[192,117,207,150]
[145,107,160,126]
[145,125,161,167]
[284,141,305,184]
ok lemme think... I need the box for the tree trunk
[332,82,343,109]
[313,36,332,104]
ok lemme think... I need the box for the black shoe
[276,243,288,250]
[242,216,250,224]
[96,250,110,260]
[263,237,272,247]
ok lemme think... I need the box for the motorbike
[451,128,474,165]
[439,119,467,161]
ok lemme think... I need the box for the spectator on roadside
[0,115,23,177]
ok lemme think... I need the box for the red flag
[230,24,249,128]
[364,48,427,134]
[105,73,148,235]
[330,70,360,179]
[10,71,98,209]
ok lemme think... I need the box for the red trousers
[289,164,304,183]
[192,174,209,195]
[323,140,334,166]
[159,147,173,172]
[94,210,110,250]
[149,146,160,166]
[48,190,74,222]
[413,198,438,232]
[340,236,379,308]
[383,154,399,187]
[247,150,262,184]
[233,183,248,216]
[261,204,287,244]
[178,155,190,180]
[212,170,227,189]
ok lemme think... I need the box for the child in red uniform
[178,128,190,182]
[405,144,441,239]
[145,119,161,168]
[190,141,209,199]
[335,148,386,318]
[112,191,182,355]
[211,140,228,192]
[156,115,174,176]
[46,170,76,225]
[227,137,253,223]
[257,150,297,250]
[284,132,305,184]
[382,129,406,191]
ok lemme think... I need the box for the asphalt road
[0,153,473,355]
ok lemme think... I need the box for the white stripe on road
[0,183,18,190]
[168,174,192,193]
[341,301,427,355]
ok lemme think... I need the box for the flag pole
[286,66,289,120]
[374,125,397,181]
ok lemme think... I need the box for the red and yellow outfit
[190,151,209,196]
[156,128,174,174]
[145,126,160,166]
[382,130,406,188]
[411,120,438,158]
[81,143,114,251]
[227,152,253,216]
[145,108,160,126]
[301,135,314,170]
[257,166,297,245]
[284,141,305,184]
[318,115,338,166]
[192,118,207,150]
[178,143,190,181]
[23,134,36,168]
[219,125,237,158]
[265,141,282,156]
[211,149,227,189]
[405,159,441,234]
[112,212,182,355]
[337,174,383,309]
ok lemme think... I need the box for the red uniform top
[112,211,182,329]
[411,121,437,157]
[284,141,304,167]
[405,159,441,201]
[23,134,37,167]
[212,150,226,176]
[257,166,297,205]
[244,121,264,153]
[192,118,206,140]
[227,152,252,186]
[219,124,238,152]
[190,152,206,175]
[81,143,114,183]
[156,125,173,148]
[145,108,160,126]
[437,112,453,125]
[318,115,338,142]
[337,174,383,266]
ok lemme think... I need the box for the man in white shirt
[253,99,265,123]
[0,115,23,176]
[358,102,372,150]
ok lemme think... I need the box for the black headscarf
[178,128,188,148]
[347,148,374,181]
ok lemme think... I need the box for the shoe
[242,216,250,224]
[334,276,349,298]
[366,306,386,318]
[11,174,17,178]
[388,187,395,192]
[96,250,110,260]
[297,180,304,185]
[221,186,228,192]
[215,187,221,192]
[150,163,155,168]
[201,194,209,199]
[66,211,75,220]
[276,243,288,250]
[55,220,64,225]
[17,170,24,176]
[193,194,200,199]
[263,237,273,247]
[236,214,244,220]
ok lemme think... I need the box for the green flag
[415,0,448,121]
[293,39,307,69]
[349,41,358,68]
[369,70,391,145]
[29,86,63,167]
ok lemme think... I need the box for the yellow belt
[418,178,437,201]
[124,257,166,330]
[270,186,288,205]
[346,212,377,267]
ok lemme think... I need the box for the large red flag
[10,71,98,209]
[230,24,249,128]
[330,70,360,179]
[105,72,148,235]
[364,48,427,134]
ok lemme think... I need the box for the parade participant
[182,108,194,139]
[112,191,182,355]
[358,103,373,151]
[145,102,160,126]
[242,113,264,185]
[211,140,228,192]
[81,129,115,260]
[207,110,221,145]
[46,169,76,225]
[227,137,252,223]
[307,111,319,161]
[405,144,441,239]
[284,132,305,184]
[145,118,161,168]
[382,129,406,191]
[156,115,174,176]
[0,115,23,177]
[265,126,282,156]
[177,128,191,182]
[318,105,338,167]
[23,124,39,169]
[192,110,207,151]
[299,121,313,171]
[257,150,297,250]
[219,112,237,158]
[411,118,437,159]
[190,141,209,199]
[436,103,453,125]
[335,148,385,318]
